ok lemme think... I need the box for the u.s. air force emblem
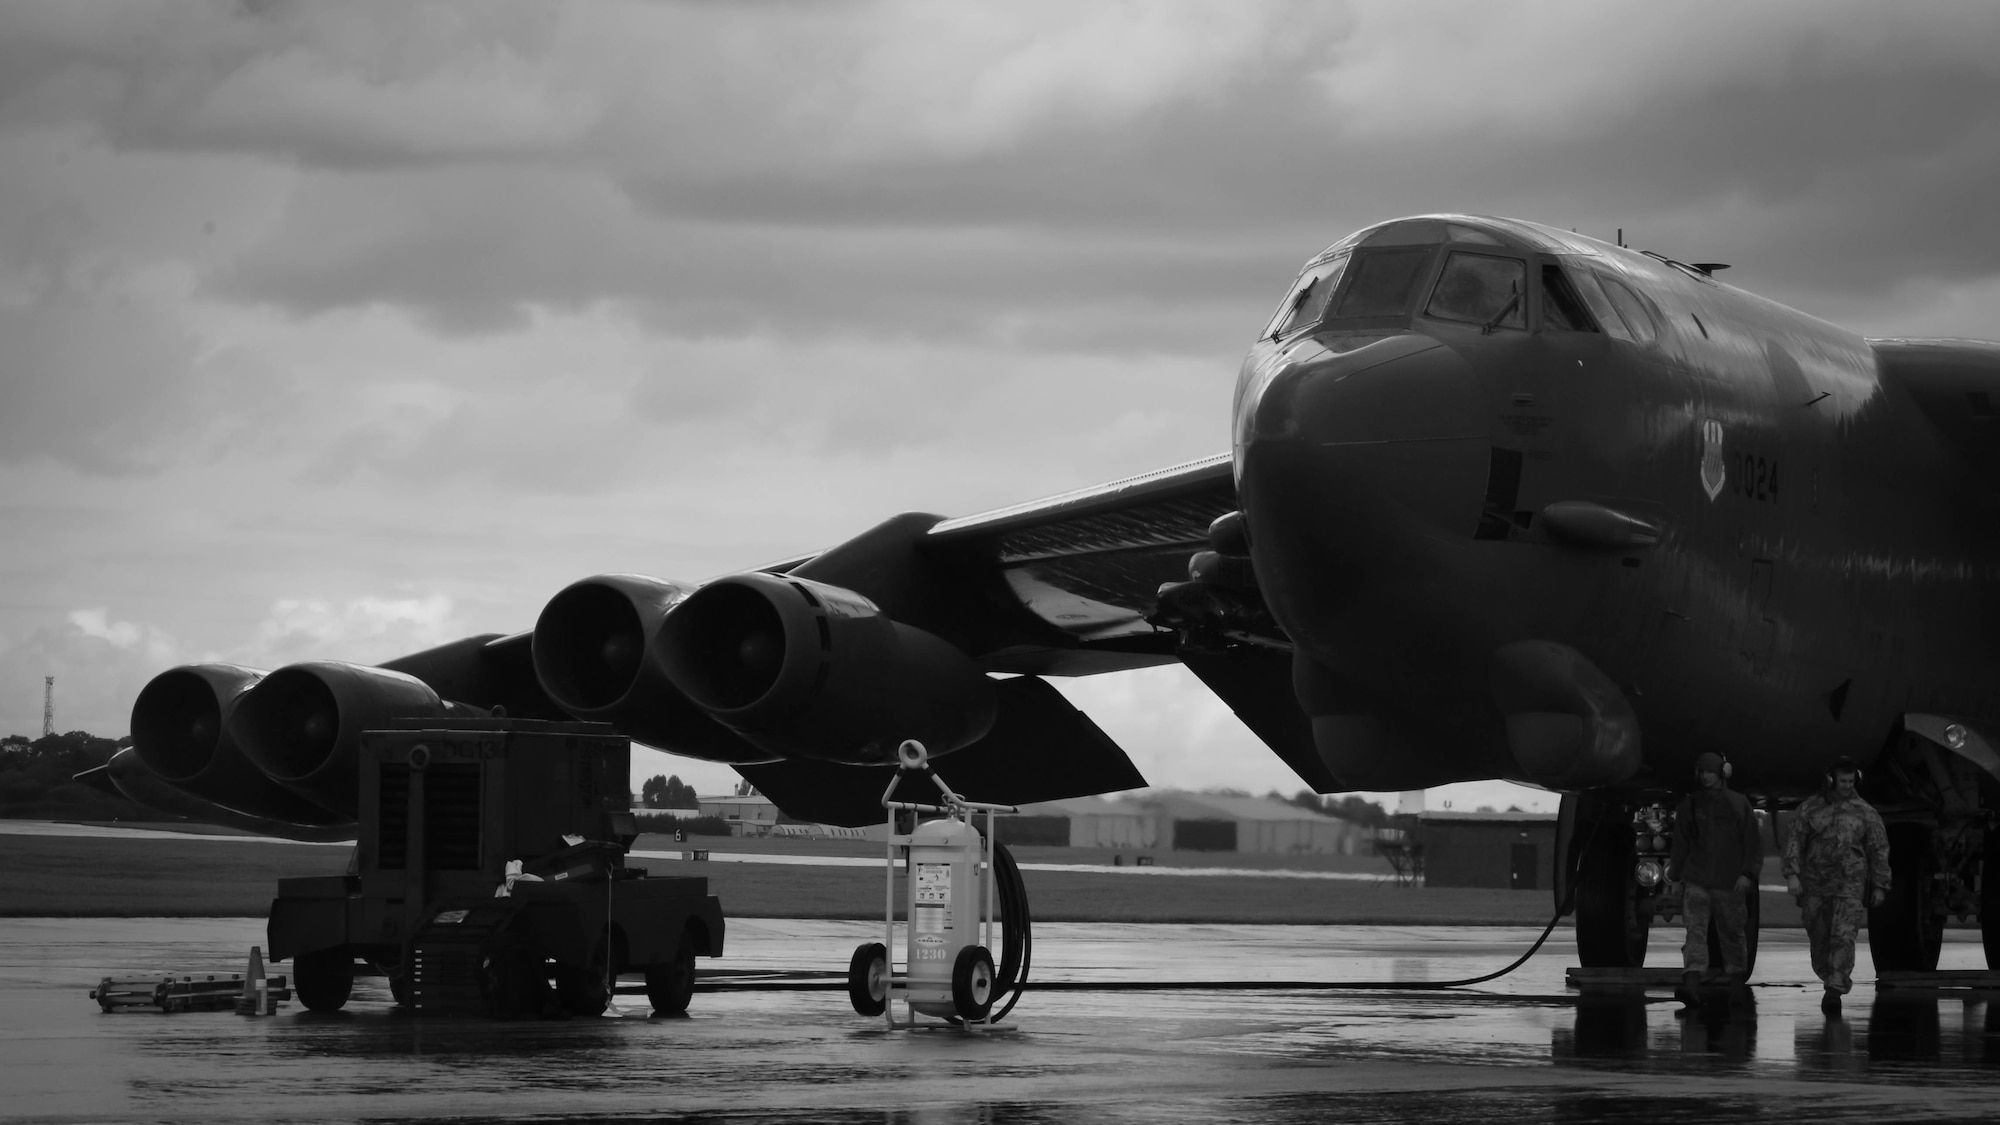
[1700,419,1726,501]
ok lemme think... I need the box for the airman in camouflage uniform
[1781,757,1890,1015]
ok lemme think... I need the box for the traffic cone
[237,946,267,1016]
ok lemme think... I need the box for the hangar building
[1016,792,1371,855]
[1417,810,1559,890]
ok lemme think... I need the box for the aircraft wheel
[1704,880,1760,978]
[847,942,888,1017]
[645,929,698,1016]
[1575,813,1649,967]
[951,945,995,1022]
[1984,818,2000,970]
[1869,823,1944,973]
[294,948,353,1013]
[388,971,411,1008]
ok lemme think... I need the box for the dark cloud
[0,2,578,169]
[173,5,2000,350]
[204,163,1290,353]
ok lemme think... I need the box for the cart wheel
[645,928,698,1016]
[951,945,995,1022]
[847,942,888,1017]
[294,948,353,1013]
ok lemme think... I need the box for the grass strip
[0,830,1805,927]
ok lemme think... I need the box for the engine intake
[532,574,778,764]
[660,572,996,764]
[128,664,349,826]
[230,661,480,817]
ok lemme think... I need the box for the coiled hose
[987,840,1030,1021]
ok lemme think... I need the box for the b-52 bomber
[108,213,2000,976]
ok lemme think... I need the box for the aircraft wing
[921,451,1242,670]
[121,450,1332,832]
[735,452,1334,823]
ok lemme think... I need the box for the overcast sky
[6,1,2000,815]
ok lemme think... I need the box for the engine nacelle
[87,747,356,840]
[659,572,997,764]
[532,574,779,764]
[129,664,350,826]
[229,661,482,818]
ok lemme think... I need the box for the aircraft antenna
[42,675,54,738]
[1616,227,1624,248]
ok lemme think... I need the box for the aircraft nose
[1235,333,1489,629]
[1236,333,1482,450]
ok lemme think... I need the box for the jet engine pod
[532,574,779,764]
[659,572,998,764]
[231,661,478,818]
[1488,640,1642,789]
[129,664,349,826]
[82,748,354,838]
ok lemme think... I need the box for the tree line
[638,774,701,810]
[0,729,134,812]
[1284,789,1394,828]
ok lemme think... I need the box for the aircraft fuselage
[1233,214,2000,801]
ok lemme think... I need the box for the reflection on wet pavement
[4,918,1996,1123]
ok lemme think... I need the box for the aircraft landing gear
[1574,809,1649,968]
[1565,794,1759,977]
[1870,823,1946,973]
[1860,717,2000,974]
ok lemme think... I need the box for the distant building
[1016,791,1371,855]
[1017,796,1157,849]
[1153,792,1370,855]
[698,793,779,834]
[1418,810,1558,890]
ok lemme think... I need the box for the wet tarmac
[3,917,1997,1123]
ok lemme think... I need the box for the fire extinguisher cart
[847,740,1017,1030]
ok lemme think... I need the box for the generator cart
[267,718,723,1018]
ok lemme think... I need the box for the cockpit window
[1262,253,1350,340]
[1330,247,1435,319]
[1425,252,1525,331]
[1566,267,1635,343]
[1598,277,1659,345]
[1541,265,1597,332]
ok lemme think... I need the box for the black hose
[688,806,1606,998]
[685,881,1578,996]
[987,840,1030,1020]
[1022,877,1575,992]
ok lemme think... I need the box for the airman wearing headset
[1666,751,1763,994]
[1781,755,1890,1015]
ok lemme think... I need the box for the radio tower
[42,676,54,739]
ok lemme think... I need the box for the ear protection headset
[1693,754,1732,780]
[1825,756,1862,785]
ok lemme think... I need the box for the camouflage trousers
[1801,894,1866,995]
[1682,883,1749,977]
